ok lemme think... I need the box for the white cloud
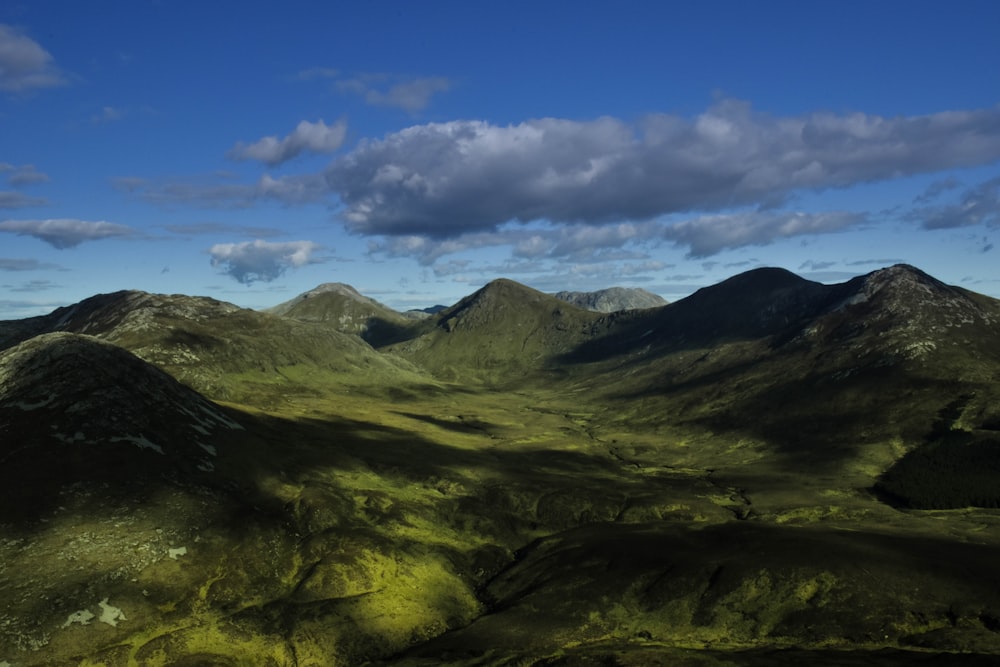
[0,24,67,92]
[337,75,451,112]
[209,239,322,284]
[662,210,865,258]
[0,219,135,248]
[228,119,347,167]
[326,101,1000,239]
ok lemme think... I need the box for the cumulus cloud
[326,101,1000,240]
[0,24,67,92]
[911,176,1000,229]
[338,76,451,113]
[663,210,864,258]
[228,119,347,167]
[209,239,322,284]
[0,219,136,248]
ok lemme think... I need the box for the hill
[266,282,414,345]
[0,290,432,405]
[4,265,1000,665]
[553,285,668,312]
[377,278,603,384]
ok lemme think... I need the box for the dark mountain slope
[556,265,1000,493]
[0,290,431,404]
[0,332,244,520]
[379,278,602,384]
[563,267,837,364]
[553,286,668,312]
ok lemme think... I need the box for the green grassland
[3,266,1000,665]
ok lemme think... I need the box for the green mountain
[0,289,432,405]
[3,265,1000,665]
[376,278,603,384]
[267,282,415,345]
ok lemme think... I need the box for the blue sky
[2,1,999,319]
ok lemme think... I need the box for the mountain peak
[553,287,668,313]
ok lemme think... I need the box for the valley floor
[5,381,1000,666]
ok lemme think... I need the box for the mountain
[4,265,1000,665]
[553,285,668,312]
[377,278,603,383]
[0,290,431,404]
[266,282,414,344]
[0,332,244,521]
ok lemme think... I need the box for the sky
[1,1,999,319]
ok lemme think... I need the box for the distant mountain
[553,286,668,312]
[267,282,413,342]
[0,290,430,403]
[378,278,602,383]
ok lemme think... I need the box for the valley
[2,265,1000,666]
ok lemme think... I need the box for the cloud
[0,258,61,271]
[326,101,1000,239]
[9,278,59,292]
[91,106,125,123]
[338,76,451,113]
[914,177,961,204]
[0,219,136,248]
[209,239,322,284]
[0,191,47,208]
[228,119,347,167]
[0,163,49,186]
[0,24,67,92]
[663,210,865,258]
[798,260,837,271]
[114,172,328,207]
[164,222,285,238]
[911,176,1000,229]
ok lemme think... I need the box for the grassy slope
[4,268,1000,665]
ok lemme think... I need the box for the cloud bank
[228,119,347,167]
[0,24,67,92]
[326,101,1000,242]
[209,239,321,284]
[0,219,135,248]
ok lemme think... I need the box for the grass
[5,271,1000,665]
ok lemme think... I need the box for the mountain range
[2,264,1000,665]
